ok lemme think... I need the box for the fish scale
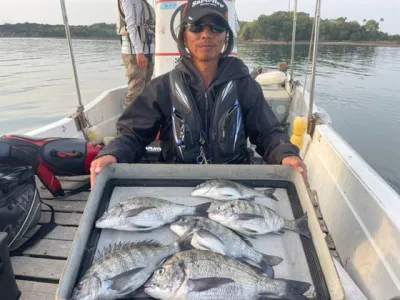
[209,200,311,238]
[95,196,211,231]
[71,240,186,300]
[144,250,311,300]
[191,179,279,201]
[170,216,283,277]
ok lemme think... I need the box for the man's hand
[282,156,308,185]
[136,53,148,69]
[90,155,118,189]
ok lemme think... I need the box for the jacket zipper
[205,91,213,162]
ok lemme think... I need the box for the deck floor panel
[22,239,73,259]
[42,200,87,213]
[43,226,78,241]
[12,256,66,281]
[40,211,83,226]
[16,280,59,300]
[40,191,90,201]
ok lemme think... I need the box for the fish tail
[261,188,278,201]
[261,253,284,266]
[295,213,311,239]
[279,279,311,300]
[193,202,212,216]
[261,279,311,300]
[284,213,311,239]
[259,259,275,278]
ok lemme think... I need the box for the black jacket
[97,57,299,164]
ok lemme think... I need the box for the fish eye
[156,268,165,275]
[230,204,235,208]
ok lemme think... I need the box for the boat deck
[11,176,90,300]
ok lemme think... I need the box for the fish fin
[217,187,239,199]
[121,206,156,218]
[276,279,311,299]
[256,294,287,300]
[238,232,258,240]
[295,213,311,239]
[128,240,163,247]
[175,232,195,251]
[235,213,264,221]
[261,253,283,266]
[272,230,284,235]
[281,296,308,300]
[261,188,278,201]
[258,259,275,278]
[107,267,145,291]
[194,202,212,216]
[257,294,283,300]
[187,277,235,292]
[238,235,253,247]
[123,288,149,299]
[94,240,162,261]
[194,229,226,254]
[242,228,259,234]
[132,224,154,230]
[240,196,256,201]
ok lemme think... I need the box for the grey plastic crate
[56,164,344,300]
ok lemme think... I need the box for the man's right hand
[90,155,118,189]
[136,53,148,68]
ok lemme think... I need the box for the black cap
[182,0,229,28]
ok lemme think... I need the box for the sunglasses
[186,22,227,34]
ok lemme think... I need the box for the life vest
[168,69,249,164]
[116,0,155,47]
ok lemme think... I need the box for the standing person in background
[116,0,156,107]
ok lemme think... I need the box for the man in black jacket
[90,0,307,187]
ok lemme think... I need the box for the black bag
[0,232,21,300]
[0,161,41,251]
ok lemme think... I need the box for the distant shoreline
[238,40,400,47]
[2,36,400,47]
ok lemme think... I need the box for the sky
[0,0,398,34]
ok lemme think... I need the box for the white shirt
[120,0,155,55]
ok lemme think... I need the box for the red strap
[36,159,64,197]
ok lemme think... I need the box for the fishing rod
[290,0,298,80]
[307,0,321,135]
[59,0,88,136]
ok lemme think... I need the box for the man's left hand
[282,156,308,185]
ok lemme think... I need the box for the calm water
[1,38,399,194]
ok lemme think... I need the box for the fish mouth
[190,190,201,196]
[170,224,179,234]
[143,283,155,290]
[95,219,105,228]
[191,188,209,197]
[208,212,223,222]
[95,216,111,228]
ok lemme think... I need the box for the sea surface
[0,38,399,194]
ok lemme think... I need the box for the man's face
[184,15,227,64]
